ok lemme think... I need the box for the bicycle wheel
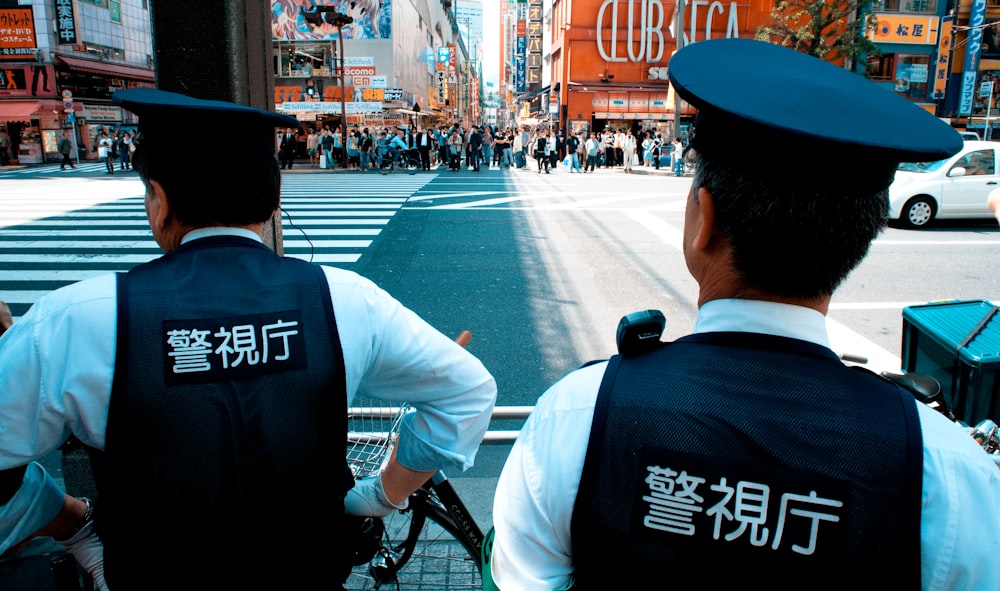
[404,157,419,175]
[380,157,393,175]
[346,484,483,590]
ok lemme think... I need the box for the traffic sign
[64,101,74,113]
[61,89,73,99]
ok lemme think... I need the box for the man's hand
[344,474,409,517]
[56,520,108,590]
[0,300,12,337]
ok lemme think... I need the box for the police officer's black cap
[112,88,299,154]
[668,38,962,191]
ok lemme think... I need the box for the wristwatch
[55,496,93,542]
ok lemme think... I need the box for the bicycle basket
[347,398,411,479]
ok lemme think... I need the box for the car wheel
[901,196,936,229]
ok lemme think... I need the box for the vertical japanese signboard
[516,0,526,93]
[960,0,987,115]
[55,0,78,45]
[932,15,953,100]
[437,46,449,106]
[527,0,542,86]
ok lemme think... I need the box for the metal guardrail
[348,405,533,444]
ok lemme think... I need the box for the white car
[888,140,999,229]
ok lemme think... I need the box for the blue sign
[960,0,988,115]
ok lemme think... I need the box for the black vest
[94,236,355,589]
[571,332,922,590]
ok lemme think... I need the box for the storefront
[549,0,780,139]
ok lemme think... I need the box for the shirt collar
[181,227,264,245]
[693,299,831,349]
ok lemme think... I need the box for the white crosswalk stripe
[0,173,435,318]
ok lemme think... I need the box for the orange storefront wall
[553,0,776,125]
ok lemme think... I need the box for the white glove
[56,520,109,591]
[344,474,409,517]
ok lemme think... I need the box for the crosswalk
[0,173,436,318]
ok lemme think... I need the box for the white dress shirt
[0,228,497,554]
[491,299,1000,591]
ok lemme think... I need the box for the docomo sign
[344,66,376,77]
[596,0,742,63]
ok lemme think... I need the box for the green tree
[754,0,879,68]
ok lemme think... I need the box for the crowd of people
[90,127,137,175]
[270,121,692,176]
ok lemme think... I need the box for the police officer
[485,38,1000,590]
[0,89,497,590]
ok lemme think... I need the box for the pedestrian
[359,127,373,172]
[321,126,334,169]
[482,126,494,169]
[503,130,516,169]
[332,124,343,167]
[98,131,114,175]
[0,128,9,166]
[58,130,76,170]
[535,131,549,174]
[549,130,562,171]
[652,132,663,170]
[484,38,997,590]
[416,126,433,170]
[118,130,132,171]
[603,128,615,167]
[642,133,655,167]
[346,127,360,170]
[567,131,583,173]
[469,125,483,171]
[622,128,636,173]
[447,128,463,171]
[672,137,685,176]
[437,126,449,168]
[0,88,497,590]
[306,127,319,168]
[279,127,296,169]
[585,132,599,172]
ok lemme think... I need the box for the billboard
[271,0,391,40]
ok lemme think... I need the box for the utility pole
[672,0,685,141]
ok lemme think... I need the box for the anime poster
[272,0,391,41]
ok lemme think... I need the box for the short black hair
[691,152,890,299]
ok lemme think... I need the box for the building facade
[270,0,473,131]
[0,0,154,165]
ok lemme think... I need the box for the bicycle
[344,331,485,590]
[380,148,420,175]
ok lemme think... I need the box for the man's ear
[692,187,717,251]
[145,179,170,230]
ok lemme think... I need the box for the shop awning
[57,55,155,82]
[394,108,430,117]
[516,85,550,102]
[0,101,63,121]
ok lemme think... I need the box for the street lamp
[303,8,354,168]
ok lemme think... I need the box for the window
[873,0,937,13]
[953,150,996,176]
[866,53,895,82]
[869,54,931,100]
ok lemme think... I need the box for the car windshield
[897,158,949,173]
